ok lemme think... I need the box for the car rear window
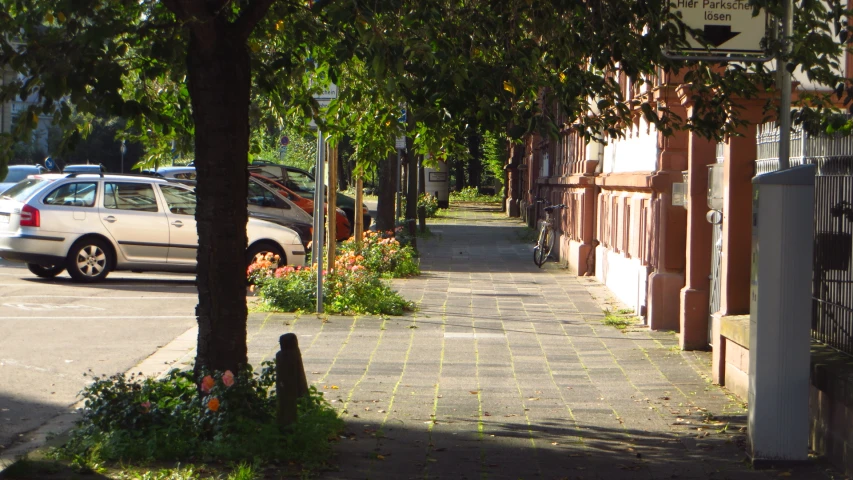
[2,168,39,183]
[1,178,52,202]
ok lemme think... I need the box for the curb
[0,326,198,472]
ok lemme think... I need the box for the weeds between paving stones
[602,308,636,330]
[34,364,344,478]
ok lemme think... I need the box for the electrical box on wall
[707,164,724,211]
[671,171,689,207]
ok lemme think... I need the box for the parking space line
[2,295,195,299]
[0,315,196,320]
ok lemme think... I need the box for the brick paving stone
[245,203,843,479]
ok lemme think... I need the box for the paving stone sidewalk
[245,203,842,480]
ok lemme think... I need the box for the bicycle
[533,199,566,267]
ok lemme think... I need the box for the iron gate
[707,142,725,345]
[756,123,853,356]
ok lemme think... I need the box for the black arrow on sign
[703,25,741,47]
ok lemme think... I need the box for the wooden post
[276,333,309,428]
[327,144,338,273]
[355,176,364,247]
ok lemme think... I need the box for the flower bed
[55,365,343,470]
[248,231,418,315]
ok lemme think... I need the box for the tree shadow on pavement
[323,417,840,480]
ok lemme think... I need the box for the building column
[646,127,688,330]
[719,108,762,316]
[677,91,718,349]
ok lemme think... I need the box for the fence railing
[756,121,853,356]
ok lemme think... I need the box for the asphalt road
[0,259,198,451]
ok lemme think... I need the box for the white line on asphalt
[2,296,195,299]
[0,283,196,287]
[0,315,196,320]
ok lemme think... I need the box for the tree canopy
[1,0,850,373]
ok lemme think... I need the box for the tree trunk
[375,150,396,232]
[467,133,482,190]
[186,23,250,376]
[454,157,465,191]
[405,116,418,238]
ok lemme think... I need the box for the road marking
[0,315,196,320]
[3,303,106,311]
[3,295,195,299]
[0,283,196,287]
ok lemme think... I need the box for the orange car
[250,173,351,241]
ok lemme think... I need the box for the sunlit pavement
[245,204,842,480]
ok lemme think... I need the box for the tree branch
[233,0,278,40]
[162,0,218,50]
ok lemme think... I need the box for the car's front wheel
[66,238,113,282]
[27,263,65,279]
[246,242,285,268]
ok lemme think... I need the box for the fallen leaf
[470,391,479,394]
[376,454,385,460]
[331,385,340,389]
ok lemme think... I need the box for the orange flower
[208,398,220,412]
[201,375,215,393]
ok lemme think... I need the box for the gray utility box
[748,164,814,465]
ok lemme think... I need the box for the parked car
[63,164,106,174]
[153,166,351,241]
[0,165,46,194]
[248,162,371,228]
[250,173,351,240]
[141,166,197,180]
[0,174,306,282]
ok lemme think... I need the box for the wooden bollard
[276,333,310,428]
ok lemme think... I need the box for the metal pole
[120,140,126,173]
[395,148,402,223]
[313,131,326,313]
[326,144,337,274]
[777,0,793,171]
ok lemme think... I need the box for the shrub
[401,192,439,218]
[450,186,502,203]
[248,253,415,315]
[338,230,420,278]
[55,364,343,468]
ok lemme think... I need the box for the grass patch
[602,309,636,330]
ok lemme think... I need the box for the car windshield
[2,168,38,183]
[1,178,52,201]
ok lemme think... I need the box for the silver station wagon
[0,174,306,282]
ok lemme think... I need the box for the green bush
[401,192,439,218]
[248,253,415,315]
[450,186,502,203]
[337,230,420,278]
[55,365,343,468]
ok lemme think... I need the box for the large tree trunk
[454,157,465,191]
[187,23,250,376]
[375,150,396,231]
[467,133,482,190]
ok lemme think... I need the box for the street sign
[670,0,767,54]
[396,136,406,149]
[280,135,290,147]
[44,156,56,170]
[313,83,338,107]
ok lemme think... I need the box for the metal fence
[756,122,853,356]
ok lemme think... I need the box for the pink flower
[222,370,235,387]
[140,401,151,413]
[201,375,215,393]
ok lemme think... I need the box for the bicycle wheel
[542,228,555,258]
[533,227,549,267]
